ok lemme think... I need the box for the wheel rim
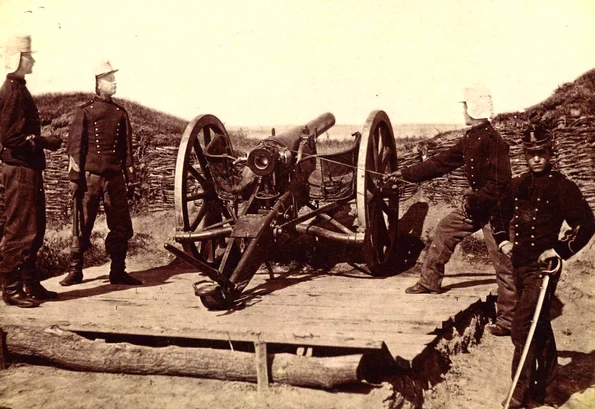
[356,110,399,272]
[174,114,233,261]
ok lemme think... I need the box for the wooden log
[3,325,362,389]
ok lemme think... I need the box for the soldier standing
[60,61,141,286]
[492,124,595,408]
[385,84,516,336]
[0,34,62,307]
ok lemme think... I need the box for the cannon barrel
[265,112,336,151]
[248,113,335,176]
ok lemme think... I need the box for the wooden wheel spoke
[189,201,209,232]
[193,139,209,171]
[187,166,207,186]
[378,198,392,215]
[376,217,389,246]
[186,191,206,201]
[203,127,212,147]
[378,127,384,150]
[366,175,380,198]
[370,204,389,246]
[371,132,379,171]
[379,146,391,172]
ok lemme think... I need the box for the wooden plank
[0,258,496,371]
[0,313,435,355]
[235,300,484,318]
[45,321,386,350]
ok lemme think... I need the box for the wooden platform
[0,259,497,368]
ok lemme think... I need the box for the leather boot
[109,252,142,285]
[2,273,40,308]
[60,252,84,286]
[23,265,57,300]
[23,281,58,300]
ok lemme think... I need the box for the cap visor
[96,69,119,78]
[523,145,550,152]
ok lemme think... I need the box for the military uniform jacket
[491,168,595,267]
[67,96,134,182]
[401,121,511,220]
[0,74,46,170]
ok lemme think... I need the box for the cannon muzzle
[247,112,335,176]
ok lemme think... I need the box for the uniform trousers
[72,171,133,256]
[417,208,516,329]
[511,262,559,404]
[0,163,45,281]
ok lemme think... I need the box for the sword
[502,257,562,409]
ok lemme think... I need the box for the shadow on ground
[552,349,595,406]
[51,258,193,302]
[224,201,431,310]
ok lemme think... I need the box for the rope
[287,147,419,186]
[235,143,421,201]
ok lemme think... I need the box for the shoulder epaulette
[80,99,94,109]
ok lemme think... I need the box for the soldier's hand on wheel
[41,135,63,151]
[383,170,402,184]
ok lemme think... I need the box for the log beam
[3,325,362,389]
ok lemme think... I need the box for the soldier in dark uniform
[492,124,595,408]
[385,84,516,336]
[0,35,62,308]
[59,61,141,286]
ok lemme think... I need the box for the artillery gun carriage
[165,111,400,310]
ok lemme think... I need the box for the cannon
[165,111,399,310]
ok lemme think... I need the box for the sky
[1,0,594,127]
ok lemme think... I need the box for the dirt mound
[496,68,595,125]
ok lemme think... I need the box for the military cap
[94,60,118,78]
[461,84,494,120]
[3,34,36,73]
[522,124,552,151]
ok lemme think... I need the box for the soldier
[59,60,141,286]
[385,84,516,336]
[492,124,595,408]
[0,34,62,307]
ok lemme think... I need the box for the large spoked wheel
[174,114,235,265]
[356,110,399,276]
